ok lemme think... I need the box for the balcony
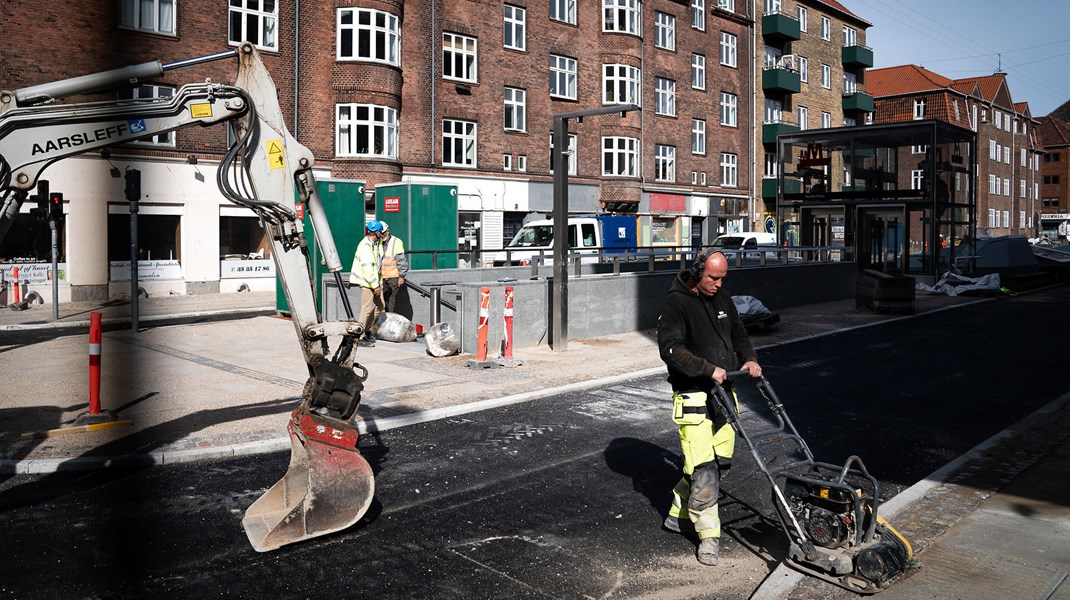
[843,91,875,113]
[842,44,874,69]
[763,66,801,94]
[762,121,799,146]
[762,11,801,41]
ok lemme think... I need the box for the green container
[375,182,458,270]
[277,179,366,313]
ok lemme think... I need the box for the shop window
[108,213,181,263]
[0,213,63,263]
[220,216,270,259]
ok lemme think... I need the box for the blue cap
[366,220,383,232]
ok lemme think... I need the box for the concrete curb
[748,390,1070,600]
[0,306,275,332]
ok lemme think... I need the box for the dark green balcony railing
[842,44,874,68]
[842,91,874,112]
[762,12,801,41]
[761,178,803,199]
[762,68,801,94]
[762,121,799,146]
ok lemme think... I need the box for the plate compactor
[713,373,916,594]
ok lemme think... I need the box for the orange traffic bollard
[89,312,102,415]
[12,266,20,303]
[503,286,514,360]
[476,287,490,362]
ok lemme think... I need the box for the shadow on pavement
[603,437,681,519]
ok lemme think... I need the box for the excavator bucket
[242,410,374,552]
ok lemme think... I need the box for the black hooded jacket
[657,269,757,393]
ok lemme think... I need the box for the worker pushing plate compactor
[715,371,916,594]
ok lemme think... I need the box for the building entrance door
[858,206,906,273]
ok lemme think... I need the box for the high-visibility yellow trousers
[667,390,737,539]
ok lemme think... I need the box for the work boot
[696,537,720,566]
[358,335,376,348]
[662,515,682,533]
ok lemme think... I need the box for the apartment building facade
[755,0,873,234]
[868,66,1043,240]
[1036,104,1070,242]
[0,0,756,300]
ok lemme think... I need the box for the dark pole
[125,169,141,332]
[50,219,59,321]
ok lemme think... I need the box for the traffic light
[29,194,47,219]
[125,168,141,201]
[49,192,64,221]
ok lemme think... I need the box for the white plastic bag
[425,322,459,357]
[374,312,417,343]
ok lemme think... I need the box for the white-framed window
[718,0,734,10]
[443,32,478,83]
[603,64,641,106]
[996,144,1002,162]
[911,169,925,190]
[655,78,676,116]
[691,0,705,30]
[1022,121,1027,135]
[764,98,782,123]
[912,145,928,154]
[504,87,526,132]
[720,92,738,126]
[118,85,176,146]
[692,171,698,185]
[764,152,779,178]
[604,0,641,35]
[844,71,857,94]
[720,32,738,67]
[550,54,578,99]
[1003,210,1010,226]
[551,0,577,24]
[797,6,807,31]
[504,4,526,51]
[549,133,578,175]
[504,155,512,171]
[1004,178,1010,196]
[692,54,707,89]
[822,111,831,129]
[692,118,706,155]
[655,145,676,182]
[988,208,997,228]
[517,155,527,172]
[336,104,399,158]
[913,99,926,120]
[1021,179,1027,197]
[602,136,640,177]
[228,0,277,50]
[798,56,808,82]
[120,0,175,35]
[337,8,400,65]
[821,16,830,40]
[989,174,997,194]
[989,140,997,160]
[1004,146,1010,164]
[1021,148,1027,166]
[821,64,831,89]
[764,0,780,13]
[995,110,1002,129]
[1020,210,1027,228]
[1005,117,1011,132]
[655,12,676,50]
[442,119,477,167]
[720,152,738,187]
[701,172,708,185]
[842,26,857,47]
[798,106,808,130]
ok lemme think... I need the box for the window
[120,0,175,35]
[720,92,737,126]
[844,116,856,126]
[797,6,807,31]
[996,144,1002,162]
[1004,146,1010,164]
[549,133,578,175]
[822,112,831,129]
[551,0,577,24]
[1022,148,1027,166]
[720,153,738,187]
[911,169,925,190]
[988,209,997,228]
[1021,179,1027,197]
[821,64,831,89]
[442,119,477,167]
[1004,178,1010,196]
[117,85,176,146]
[764,0,780,13]
[503,5,526,51]
[655,145,676,182]
[337,8,400,65]
[843,71,856,94]
[913,99,926,120]
[655,12,676,50]
[443,32,478,83]
[995,110,1002,129]
[692,54,707,89]
[764,98,782,123]
[655,78,676,116]
[912,145,928,154]
[503,155,512,171]
[821,16,830,40]
[989,174,997,194]
[336,104,398,158]
[228,0,277,50]
[720,32,737,67]
[989,140,997,160]
[718,0,734,10]
[504,87,526,132]
[692,119,706,154]
[550,55,578,100]
[798,56,808,82]
[701,172,707,185]
[797,106,808,130]
[517,155,527,172]
[692,171,698,185]
[603,136,639,177]
[603,64,641,106]
[604,0,641,35]
[764,152,778,178]
[1003,211,1010,227]
[842,26,856,47]
[691,0,705,30]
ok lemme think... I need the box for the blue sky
[857,0,1070,116]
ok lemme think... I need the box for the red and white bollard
[12,266,20,304]
[88,312,102,415]
[502,286,514,360]
[476,286,490,362]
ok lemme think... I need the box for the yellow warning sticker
[266,140,285,169]
[190,103,213,119]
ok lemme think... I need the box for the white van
[711,233,779,259]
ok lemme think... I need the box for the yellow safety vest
[380,235,406,279]
[348,236,381,288]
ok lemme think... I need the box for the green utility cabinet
[375,183,458,270]
[276,179,366,313]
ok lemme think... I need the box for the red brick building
[1036,105,1070,242]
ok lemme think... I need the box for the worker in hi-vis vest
[348,220,384,347]
[378,221,409,314]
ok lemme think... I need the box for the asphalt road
[1,288,1065,599]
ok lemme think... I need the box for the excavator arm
[0,43,374,552]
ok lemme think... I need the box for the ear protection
[690,248,720,281]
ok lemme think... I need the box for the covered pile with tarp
[916,271,1002,296]
[732,295,780,332]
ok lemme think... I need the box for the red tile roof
[953,74,1005,103]
[868,65,955,97]
[1038,116,1070,147]
[812,0,872,26]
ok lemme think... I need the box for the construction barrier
[12,266,20,304]
[88,312,102,415]
[503,286,514,360]
[476,286,490,362]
